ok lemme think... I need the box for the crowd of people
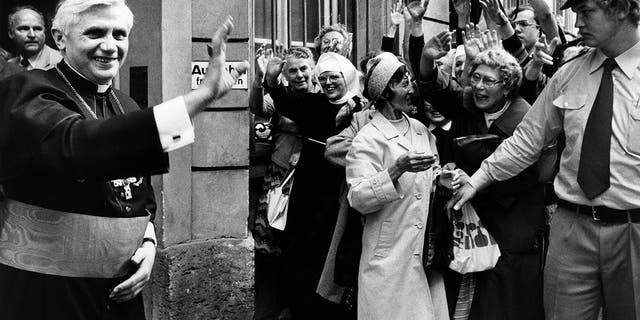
[1,0,640,319]
[250,0,640,319]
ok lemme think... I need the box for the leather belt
[0,199,149,278]
[557,199,640,223]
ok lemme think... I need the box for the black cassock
[0,61,169,320]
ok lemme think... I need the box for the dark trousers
[254,251,289,320]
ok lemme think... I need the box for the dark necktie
[577,58,616,200]
[20,58,29,68]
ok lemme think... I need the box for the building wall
[121,1,253,319]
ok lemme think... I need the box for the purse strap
[280,168,295,187]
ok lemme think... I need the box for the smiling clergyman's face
[58,5,131,85]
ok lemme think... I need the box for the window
[254,0,355,49]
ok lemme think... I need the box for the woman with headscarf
[263,51,364,319]
[346,52,449,319]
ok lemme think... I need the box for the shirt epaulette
[557,47,593,70]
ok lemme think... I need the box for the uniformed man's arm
[452,76,564,210]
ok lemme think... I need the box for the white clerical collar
[64,59,112,93]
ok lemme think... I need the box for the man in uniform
[7,6,62,70]
[453,0,640,318]
[0,0,247,319]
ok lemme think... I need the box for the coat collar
[489,96,530,137]
[370,110,418,151]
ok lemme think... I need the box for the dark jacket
[422,76,547,320]
[0,61,164,320]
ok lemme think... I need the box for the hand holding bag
[449,202,501,274]
[267,169,295,230]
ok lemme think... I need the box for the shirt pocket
[625,103,640,157]
[552,92,587,110]
[374,220,394,258]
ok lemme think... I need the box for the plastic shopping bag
[449,203,501,274]
[266,169,295,230]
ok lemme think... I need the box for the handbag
[266,168,295,230]
[449,202,501,274]
[453,134,502,173]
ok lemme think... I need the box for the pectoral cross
[122,180,132,200]
[111,177,139,200]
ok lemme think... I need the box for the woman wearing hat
[345,52,448,319]
[263,51,364,319]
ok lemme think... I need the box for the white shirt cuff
[144,222,157,245]
[153,96,194,152]
[469,168,493,191]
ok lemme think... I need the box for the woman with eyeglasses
[263,51,364,319]
[423,47,548,319]
[345,52,448,320]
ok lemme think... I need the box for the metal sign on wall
[191,61,248,90]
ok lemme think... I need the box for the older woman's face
[470,65,509,113]
[320,31,345,54]
[283,57,313,92]
[387,72,416,114]
[318,71,347,101]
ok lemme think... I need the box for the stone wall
[122,0,254,319]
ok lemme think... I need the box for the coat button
[416,222,423,229]
[125,206,132,213]
[415,193,423,200]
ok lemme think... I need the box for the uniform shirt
[469,39,640,210]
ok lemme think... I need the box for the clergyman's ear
[52,29,66,52]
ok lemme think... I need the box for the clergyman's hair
[52,0,134,35]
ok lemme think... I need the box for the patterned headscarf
[364,52,403,102]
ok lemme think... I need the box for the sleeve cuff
[370,169,403,201]
[153,96,195,152]
[143,222,157,245]
[468,168,493,191]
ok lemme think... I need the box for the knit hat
[315,52,361,94]
[364,52,403,102]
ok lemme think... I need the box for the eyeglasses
[512,20,539,29]
[470,73,504,88]
[317,73,343,84]
[321,37,344,46]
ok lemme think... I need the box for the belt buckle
[591,207,600,221]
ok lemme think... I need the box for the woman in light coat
[346,53,448,319]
